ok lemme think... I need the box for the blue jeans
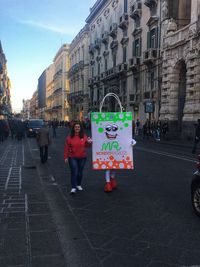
[68,158,86,188]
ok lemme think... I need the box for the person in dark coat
[192,119,200,154]
[37,123,51,163]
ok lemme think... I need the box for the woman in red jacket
[64,122,92,194]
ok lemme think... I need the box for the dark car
[191,154,200,216]
[26,119,44,137]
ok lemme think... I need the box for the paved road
[0,128,200,267]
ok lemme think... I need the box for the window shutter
[155,27,159,48]
[133,41,136,57]
[139,37,142,56]
[124,0,127,13]
[147,31,150,49]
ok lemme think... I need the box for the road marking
[5,167,12,190]
[49,175,55,182]
[19,166,22,193]
[136,147,196,163]
[22,144,25,166]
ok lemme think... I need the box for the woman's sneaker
[70,188,76,194]
[76,185,83,191]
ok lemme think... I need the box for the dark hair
[70,122,84,138]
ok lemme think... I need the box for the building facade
[22,99,30,120]
[52,44,70,121]
[68,25,90,121]
[86,0,161,124]
[30,90,38,119]
[160,0,200,138]
[38,70,46,119]
[0,41,12,118]
[45,64,55,121]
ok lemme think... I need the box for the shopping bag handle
[99,93,123,112]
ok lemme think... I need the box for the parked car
[191,154,200,216]
[26,119,44,137]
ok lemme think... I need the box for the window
[123,47,127,63]
[82,46,84,61]
[135,39,140,57]
[123,29,127,37]
[133,38,141,57]
[113,54,116,67]
[147,28,158,49]
[124,0,127,13]
[105,58,108,71]
[134,77,139,93]
[98,63,100,75]
[150,72,154,90]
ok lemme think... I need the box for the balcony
[104,67,117,80]
[100,72,105,79]
[94,38,101,50]
[163,23,191,48]
[129,57,140,71]
[144,0,157,8]
[79,60,84,69]
[120,37,129,45]
[93,75,100,84]
[68,91,84,102]
[130,2,142,20]
[103,50,109,57]
[116,63,128,73]
[110,40,118,50]
[109,23,118,38]
[143,48,159,64]
[88,78,94,86]
[90,60,95,65]
[96,55,101,62]
[89,44,95,54]
[119,13,129,30]
[101,31,109,44]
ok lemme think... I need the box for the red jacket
[64,134,90,159]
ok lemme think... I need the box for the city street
[0,127,200,267]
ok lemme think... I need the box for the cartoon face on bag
[105,123,119,140]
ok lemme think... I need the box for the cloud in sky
[17,19,77,35]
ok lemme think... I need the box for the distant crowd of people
[0,117,200,156]
[132,119,169,141]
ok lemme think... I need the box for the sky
[0,0,96,113]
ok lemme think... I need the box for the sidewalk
[134,134,194,149]
[0,138,66,267]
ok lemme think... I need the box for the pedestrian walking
[192,119,200,154]
[162,120,169,140]
[52,119,58,138]
[135,119,140,135]
[64,122,92,194]
[37,122,51,163]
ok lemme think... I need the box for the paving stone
[29,215,55,231]
[0,255,27,266]
[32,254,66,267]
[28,203,50,215]
[3,229,27,255]
[30,231,62,256]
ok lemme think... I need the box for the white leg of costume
[105,170,110,182]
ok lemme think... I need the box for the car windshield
[28,120,44,127]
